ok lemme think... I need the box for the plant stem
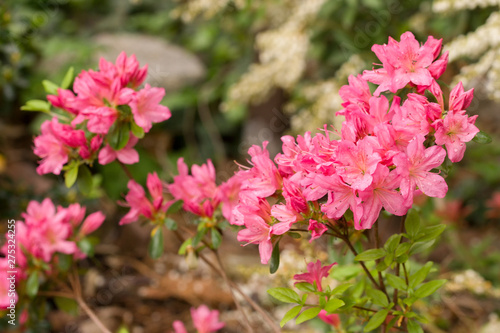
[214,251,254,333]
[393,215,407,308]
[64,267,112,333]
[172,229,280,333]
[76,296,112,333]
[374,220,389,300]
[119,161,134,180]
[341,227,382,291]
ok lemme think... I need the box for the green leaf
[395,242,411,257]
[331,283,352,295]
[269,241,280,274]
[409,241,435,256]
[384,234,402,252]
[211,228,222,249]
[325,298,345,313]
[384,252,394,266]
[21,99,51,113]
[364,309,389,332]
[130,121,145,139]
[295,282,315,293]
[57,253,72,272]
[77,238,95,257]
[414,279,446,298]
[167,200,184,214]
[280,305,302,327]
[296,307,321,325]
[192,227,207,246]
[178,238,191,255]
[367,289,389,307]
[409,262,433,289]
[355,249,386,261]
[77,165,93,195]
[376,260,389,271]
[396,254,409,264]
[164,217,178,230]
[267,288,300,304]
[416,225,446,243]
[405,209,420,239]
[472,131,492,144]
[42,80,59,94]
[148,227,164,259]
[407,320,424,333]
[108,122,130,151]
[386,274,407,291]
[54,297,78,316]
[64,165,78,188]
[61,67,75,89]
[26,271,39,298]
[288,232,301,239]
[116,325,130,333]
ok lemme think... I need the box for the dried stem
[214,251,254,333]
[54,267,113,333]
[172,229,280,333]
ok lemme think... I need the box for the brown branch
[342,230,382,291]
[172,229,280,333]
[214,251,254,333]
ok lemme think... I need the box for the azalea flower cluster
[172,304,225,333]
[34,52,171,175]
[0,198,105,309]
[120,158,242,226]
[226,31,479,264]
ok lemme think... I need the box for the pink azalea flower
[79,135,103,160]
[316,174,363,225]
[358,165,409,230]
[120,172,171,225]
[235,195,291,264]
[129,84,171,133]
[172,321,188,333]
[318,310,341,328]
[191,305,225,333]
[293,260,337,292]
[33,119,70,175]
[79,211,106,236]
[336,137,381,191]
[338,74,372,116]
[392,94,433,137]
[98,135,140,165]
[47,88,79,115]
[111,52,148,88]
[393,135,448,203]
[168,158,219,218]
[363,31,444,95]
[433,110,479,162]
[449,82,474,112]
[216,176,242,225]
[308,219,327,242]
[238,141,283,198]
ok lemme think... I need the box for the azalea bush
[0,31,489,333]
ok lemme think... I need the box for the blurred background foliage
[1,0,500,330]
